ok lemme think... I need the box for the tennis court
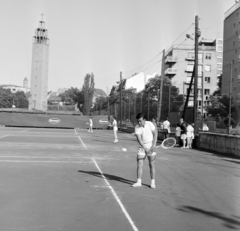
[0,126,239,231]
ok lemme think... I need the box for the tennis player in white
[132,113,158,189]
[88,116,93,133]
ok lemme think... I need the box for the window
[198,77,202,86]
[205,53,211,59]
[218,40,223,45]
[218,46,223,51]
[187,77,191,83]
[198,65,203,76]
[217,58,222,63]
[198,53,203,62]
[187,88,193,94]
[205,77,211,83]
[238,74,240,83]
[217,64,222,70]
[205,65,211,72]
[217,52,222,57]
[238,54,240,62]
[204,89,210,95]
[188,52,194,59]
[198,101,202,106]
[186,64,194,72]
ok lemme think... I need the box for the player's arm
[151,126,158,150]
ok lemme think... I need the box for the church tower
[29,15,49,110]
[23,77,28,89]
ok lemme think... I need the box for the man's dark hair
[136,112,146,120]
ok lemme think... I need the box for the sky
[0,0,235,94]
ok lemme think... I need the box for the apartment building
[222,1,240,121]
[165,39,223,115]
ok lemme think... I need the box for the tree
[213,74,222,96]
[143,75,183,119]
[58,87,84,109]
[14,91,29,108]
[0,88,28,108]
[205,95,235,117]
[82,73,95,115]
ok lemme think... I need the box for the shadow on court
[177,206,240,230]
[78,170,149,187]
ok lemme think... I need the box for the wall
[196,132,240,156]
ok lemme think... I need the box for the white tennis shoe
[132,182,142,187]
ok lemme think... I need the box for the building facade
[222,2,240,122]
[165,39,223,115]
[29,19,49,111]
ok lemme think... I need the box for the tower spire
[41,13,44,22]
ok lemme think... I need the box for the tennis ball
[122,148,127,152]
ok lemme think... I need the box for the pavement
[0,126,239,231]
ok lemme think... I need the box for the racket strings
[162,138,176,148]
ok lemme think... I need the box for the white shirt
[112,119,118,130]
[89,118,93,126]
[175,127,181,136]
[135,121,155,144]
[186,125,194,138]
[163,120,171,133]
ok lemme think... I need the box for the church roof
[94,88,107,97]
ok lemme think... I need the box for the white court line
[0,160,87,164]
[78,136,86,148]
[74,129,78,134]
[0,135,9,139]
[92,158,139,231]
[19,128,32,133]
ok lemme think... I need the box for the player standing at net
[132,113,158,189]
[88,116,93,133]
[112,116,118,143]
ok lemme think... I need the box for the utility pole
[228,61,233,134]
[120,71,122,130]
[158,49,165,122]
[107,87,110,120]
[201,71,204,129]
[194,16,200,135]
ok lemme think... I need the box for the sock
[137,179,142,184]
[151,179,155,185]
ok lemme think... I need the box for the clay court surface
[0,126,239,231]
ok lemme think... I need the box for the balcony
[165,56,177,64]
[165,68,177,76]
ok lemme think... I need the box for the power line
[124,51,163,75]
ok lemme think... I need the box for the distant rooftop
[225,1,240,19]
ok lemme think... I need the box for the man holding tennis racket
[132,113,158,189]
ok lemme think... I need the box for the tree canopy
[82,73,95,115]
[0,88,28,108]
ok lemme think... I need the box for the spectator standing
[175,123,181,146]
[162,117,171,140]
[199,123,209,132]
[186,122,194,148]
[179,118,187,148]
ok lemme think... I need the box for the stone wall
[196,132,240,157]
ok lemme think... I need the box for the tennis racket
[156,137,176,149]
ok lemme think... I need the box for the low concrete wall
[197,132,240,157]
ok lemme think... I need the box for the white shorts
[181,134,187,139]
[113,127,118,131]
[137,142,156,158]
